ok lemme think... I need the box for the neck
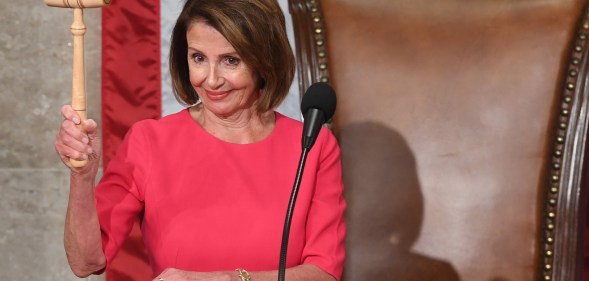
[190,105,275,144]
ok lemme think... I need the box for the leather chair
[288,0,589,280]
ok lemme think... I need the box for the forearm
[64,172,106,277]
[156,264,337,281]
[250,264,336,281]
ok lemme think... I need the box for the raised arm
[55,104,106,277]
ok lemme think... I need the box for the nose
[205,63,224,89]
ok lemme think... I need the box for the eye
[191,53,205,63]
[224,56,240,66]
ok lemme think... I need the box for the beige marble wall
[0,0,103,279]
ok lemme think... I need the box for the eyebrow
[187,46,240,58]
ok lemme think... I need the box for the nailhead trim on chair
[289,0,331,97]
[309,1,330,83]
[543,5,589,281]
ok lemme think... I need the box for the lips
[204,90,229,101]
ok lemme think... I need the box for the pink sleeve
[302,128,347,280]
[95,123,150,266]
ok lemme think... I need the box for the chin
[205,104,241,117]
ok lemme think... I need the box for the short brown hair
[169,0,296,113]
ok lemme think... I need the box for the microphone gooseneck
[277,148,309,281]
[278,82,337,281]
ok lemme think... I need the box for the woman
[54,0,346,280]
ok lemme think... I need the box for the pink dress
[95,109,346,279]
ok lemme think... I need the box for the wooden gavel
[45,0,111,167]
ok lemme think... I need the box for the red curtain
[101,0,161,279]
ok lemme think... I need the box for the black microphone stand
[277,147,310,281]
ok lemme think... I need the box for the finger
[55,139,73,165]
[83,118,98,132]
[57,130,92,159]
[61,104,81,125]
[55,138,88,162]
[61,120,90,146]
[82,119,99,141]
[58,122,93,157]
[82,119,101,155]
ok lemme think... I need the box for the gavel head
[44,0,111,8]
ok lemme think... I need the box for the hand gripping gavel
[45,0,111,167]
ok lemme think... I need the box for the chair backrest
[288,0,589,280]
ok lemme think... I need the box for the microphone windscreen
[300,82,337,121]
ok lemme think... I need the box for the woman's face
[186,20,260,117]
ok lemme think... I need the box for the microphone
[301,82,337,149]
[278,82,337,281]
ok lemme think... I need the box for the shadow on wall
[339,121,460,281]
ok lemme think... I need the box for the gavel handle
[70,8,88,167]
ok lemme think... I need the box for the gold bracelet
[235,268,251,281]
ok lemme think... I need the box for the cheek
[188,66,206,86]
[233,72,258,89]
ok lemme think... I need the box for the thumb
[82,119,101,154]
[83,119,99,137]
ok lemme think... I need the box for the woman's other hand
[55,104,101,175]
